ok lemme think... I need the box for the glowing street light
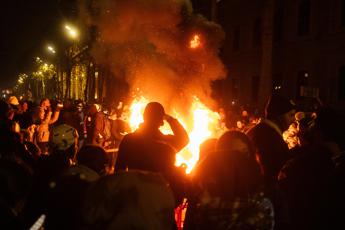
[17,73,28,84]
[18,77,24,84]
[64,24,79,39]
[47,45,56,54]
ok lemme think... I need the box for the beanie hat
[265,94,296,119]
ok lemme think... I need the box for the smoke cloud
[81,0,226,115]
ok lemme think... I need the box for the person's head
[265,94,296,131]
[193,137,263,203]
[21,101,28,112]
[77,145,111,176]
[7,96,19,112]
[195,132,262,200]
[216,131,254,154]
[143,102,165,128]
[76,101,84,112]
[40,98,50,109]
[50,124,79,161]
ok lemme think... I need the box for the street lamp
[64,24,79,39]
[47,45,56,54]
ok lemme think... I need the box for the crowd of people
[0,94,344,230]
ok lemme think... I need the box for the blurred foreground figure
[0,159,33,229]
[80,171,176,230]
[246,94,296,229]
[185,131,274,230]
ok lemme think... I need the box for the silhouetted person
[246,94,296,229]
[116,102,189,201]
[84,104,110,147]
[116,102,189,172]
[36,98,61,154]
[185,131,273,230]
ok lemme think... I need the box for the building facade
[194,0,345,109]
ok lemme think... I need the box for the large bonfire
[82,0,227,172]
[128,94,222,173]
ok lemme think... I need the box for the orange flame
[129,96,150,131]
[128,95,222,174]
[189,34,201,49]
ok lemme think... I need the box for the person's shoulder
[118,132,141,148]
[246,122,268,136]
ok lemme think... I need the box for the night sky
[0,0,209,89]
[0,0,63,88]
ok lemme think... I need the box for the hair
[143,102,165,126]
[77,145,110,175]
[195,131,263,201]
[39,98,49,107]
[216,130,256,157]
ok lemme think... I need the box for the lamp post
[45,45,60,99]
[64,24,79,40]
[63,23,79,99]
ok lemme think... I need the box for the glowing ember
[128,96,222,174]
[189,34,201,49]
